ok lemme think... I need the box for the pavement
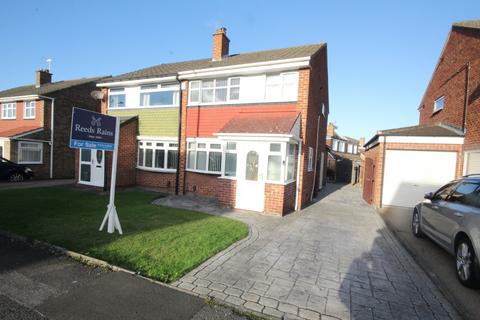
[171,184,462,320]
[0,179,75,190]
[379,206,480,320]
[0,235,249,320]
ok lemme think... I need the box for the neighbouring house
[363,20,480,208]
[325,122,362,184]
[0,70,107,179]
[76,27,330,216]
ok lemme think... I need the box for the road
[0,235,248,320]
[379,206,480,320]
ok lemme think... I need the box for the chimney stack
[327,122,336,137]
[212,27,230,61]
[35,69,52,87]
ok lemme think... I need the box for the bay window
[267,143,282,181]
[187,141,222,174]
[18,142,42,164]
[138,140,178,171]
[286,144,296,180]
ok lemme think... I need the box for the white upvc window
[18,141,43,164]
[1,102,16,119]
[224,142,237,177]
[188,77,240,104]
[347,144,353,154]
[265,72,298,101]
[285,143,296,181]
[434,96,445,113]
[267,143,283,181]
[139,83,179,107]
[338,141,345,152]
[24,101,36,119]
[332,139,338,151]
[308,147,314,172]
[137,140,178,171]
[187,140,222,174]
[108,88,126,108]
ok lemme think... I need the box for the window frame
[137,139,178,172]
[139,83,180,108]
[1,102,16,119]
[308,147,314,172]
[266,143,284,182]
[18,141,43,164]
[433,96,445,113]
[223,141,237,178]
[108,88,126,109]
[188,77,241,105]
[264,72,299,102]
[23,101,36,119]
[186,139,223,175]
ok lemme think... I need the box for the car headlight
[24,168,33,173]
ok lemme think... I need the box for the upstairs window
[24,101,36,119]
[265,72,298,101]
[332,139,338,151]
[140,83,179,107]
[434,96,445,113]
[109,88,126,108]
[1,103,16,119]
[189,77,240,104]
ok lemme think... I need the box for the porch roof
[0,126,43,138]
[217,111,300,135]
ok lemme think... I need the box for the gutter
[39,95,55,179]
[174,75,183,195]
[462,62,471,131]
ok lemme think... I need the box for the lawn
[0,187,248,282]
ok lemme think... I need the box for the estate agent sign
[70,107,116,150]
[70,107,123,235]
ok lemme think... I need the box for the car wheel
[412,208,424,238]
[9,172,24,182]
[455,237,479,288]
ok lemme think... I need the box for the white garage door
[382,150,457,207]
[465,152,480,175]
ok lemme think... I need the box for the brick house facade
[362,20,480,208]
[0,71,106,180]
[76,28,329,216]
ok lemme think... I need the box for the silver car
[412,175,480,287]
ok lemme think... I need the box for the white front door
[235,143,265,212]
[79,149,105,187]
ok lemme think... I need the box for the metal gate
[363,157,375,204]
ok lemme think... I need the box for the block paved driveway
[172,184,462,320]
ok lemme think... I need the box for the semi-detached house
[0,71,105,180]
[76,28,329,215]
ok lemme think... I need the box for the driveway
[379,206,480,320]
[173,184,461,320]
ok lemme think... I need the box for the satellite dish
[90,90,104,100]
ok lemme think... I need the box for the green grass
[0,187,248,282]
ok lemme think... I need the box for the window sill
[108,105,179,111]
[265,179,296,185]
[186,169,221,176]
[431,108,443,116]
[1,118,16,120]
[219,176,237,180]
[18,161,42,165]
[136,166,176,173]
[23,117,35,120]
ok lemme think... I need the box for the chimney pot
[212,27,230,61]
[35,69,52,87]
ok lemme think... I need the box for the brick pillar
[177,80,189,195]
[296,68,311,208]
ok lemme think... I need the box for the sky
[0,0,478,140]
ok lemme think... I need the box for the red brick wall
[186,104,297,137]
[217,178,236,207]
[264,181,296,216]
[136,170,176,191]
[0,100,43,131]
[185,171,220,197]
[418,26,480,152]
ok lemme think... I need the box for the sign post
[70,107,122,234]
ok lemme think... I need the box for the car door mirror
[424,192,434,200]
